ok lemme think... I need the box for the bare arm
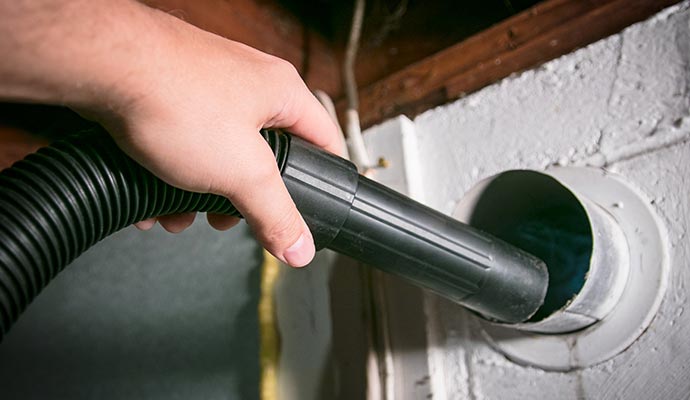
[0,0,341,267]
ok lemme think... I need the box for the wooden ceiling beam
[342,0,681,129]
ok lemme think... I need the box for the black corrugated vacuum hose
[0,128,286,340]
[0,127,548,341]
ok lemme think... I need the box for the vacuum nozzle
[281,132,549,323]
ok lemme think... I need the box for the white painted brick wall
[365,2,690,398]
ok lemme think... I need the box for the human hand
[1,1,342,267]
[94,6,342,267]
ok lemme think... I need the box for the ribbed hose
[0,128,289,340]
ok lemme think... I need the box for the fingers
[135,218,157,231]
[287,92,342,156]
[267,63,343,157]
[217,133,315,267]
[158,212,196,233]
[134,213,196,233]
[134,213,240,233]
[207,213,240,231]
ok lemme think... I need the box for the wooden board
[342,0,681,128]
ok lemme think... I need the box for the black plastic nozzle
[281,133,548,323]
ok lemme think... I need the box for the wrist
[76,3,179,126]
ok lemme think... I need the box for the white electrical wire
[343,0,373,175]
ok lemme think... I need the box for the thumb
[220,132,315,267]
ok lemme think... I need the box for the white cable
[343,0,373,175]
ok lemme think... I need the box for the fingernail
[283,229,315,268]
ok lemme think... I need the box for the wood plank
[348,0,543,96]
[346,0,680,128]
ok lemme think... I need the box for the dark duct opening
[467,171,592,322]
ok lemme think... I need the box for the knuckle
[267,58,300,84]
[275,58,299,76]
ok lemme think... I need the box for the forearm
[0,0,169,117]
